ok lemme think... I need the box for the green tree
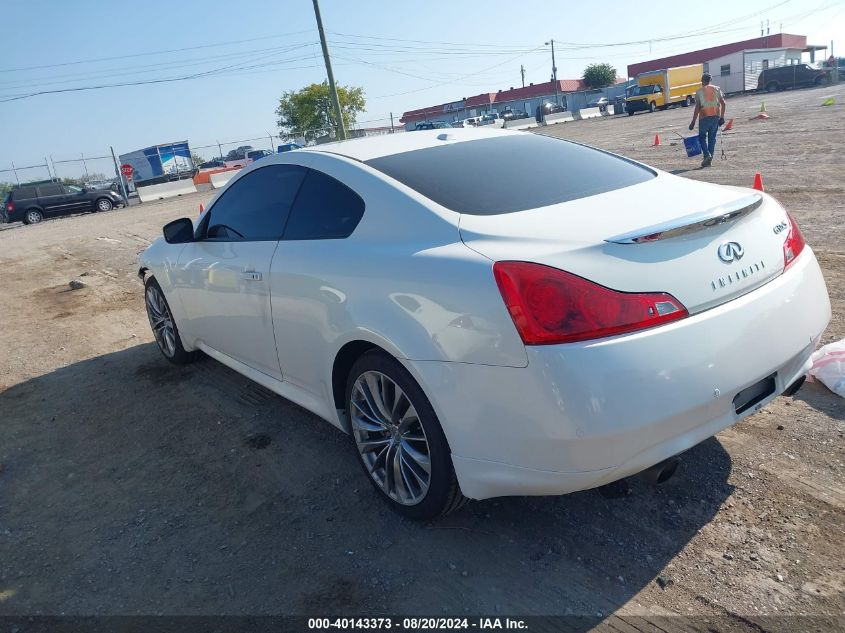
[582,63,617,89]
[191,152,205,166]
[276,81,365,142]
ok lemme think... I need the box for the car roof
[301,127,520,162]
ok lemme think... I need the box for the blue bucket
[683,135,702,157]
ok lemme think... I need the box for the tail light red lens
[493,261,688,345]
[5,201,13,212]
[782,212,806,270]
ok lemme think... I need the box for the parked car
[84,179,118,191]
[3,180,125,224]
[500,109,528,121]
[414,121,452,132]
[278,143,303,153]
[414,121,452,131]
[199,159,226,169]
[476,113,501,126]
[757,64,831,92]
[541,102,566,115]
[247,149,274,162]
[587,97,609,111]
[139,128,830,520]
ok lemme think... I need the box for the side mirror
[163,218,195,244]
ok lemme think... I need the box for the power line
[0,29,314,73]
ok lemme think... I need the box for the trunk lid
[459,172,790,314]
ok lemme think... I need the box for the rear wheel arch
[332,340,385,431]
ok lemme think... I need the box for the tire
[346,351,467,520]
[627,110,634,116]
[96,198,113,212]
[144,277,196,365]
[23,208,43,225]
[682,95,692,107]
[766,82,779,93]
[649,101,656,113]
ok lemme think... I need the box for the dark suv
[757,64,831,92]
[2,180,125,225]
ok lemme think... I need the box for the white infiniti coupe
[139,128,830,519]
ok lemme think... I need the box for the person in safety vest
[688,72,726,168]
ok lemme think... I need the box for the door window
[36,184,64,197]
[204,164,307,241]
[283,169,365,240]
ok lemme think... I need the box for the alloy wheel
[26,210,42,224]
[97,199,113,211]
[350,371,431,506]
[145,285,176,358]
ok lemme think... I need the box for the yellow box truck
[625,64,703,115]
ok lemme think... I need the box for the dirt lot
[1,87,843,630]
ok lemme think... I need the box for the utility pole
[520,64,525,88]
[312,0,346,141]
[110,146,129,203]
[390,112,395,133]
[216,140,223,161]
[545,40,559,105]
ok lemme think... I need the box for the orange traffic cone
[723,118,734,131]
[653,134,660,146]
[753,172,764,191]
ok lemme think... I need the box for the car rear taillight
[493,261,688,345]
[782,212,806,270]
[5,201,13,212]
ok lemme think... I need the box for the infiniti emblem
[717,241,744,263]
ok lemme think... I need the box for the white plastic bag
[807,339,845,398]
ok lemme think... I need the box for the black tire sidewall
[345,351,457,520]
[144,277,194,365]
[25,209,43,224]
[96,198,113,212]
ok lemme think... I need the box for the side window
[283,169,365,240]
[204,164,307,241]
[37,184,64,197]
[15,187,37,200]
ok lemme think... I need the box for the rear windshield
[365,134,654,215]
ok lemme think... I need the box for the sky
[0,0,842,180]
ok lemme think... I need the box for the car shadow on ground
[793,380,845,421]
[0,344,734,625]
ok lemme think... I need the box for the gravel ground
[0,87,843,631]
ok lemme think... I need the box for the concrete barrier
[194,166,240,186]
[545,112,575,125]
[574,107,603,120]
[137,180,197,203]
[210,169,241,189]
[504,119,539,131]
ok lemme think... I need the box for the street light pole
[312,0,347,141]
[545,40,559,106]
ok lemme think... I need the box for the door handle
[242,271,262,281]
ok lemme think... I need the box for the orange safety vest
[697,85,720,117]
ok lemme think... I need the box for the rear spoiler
[605,194,763,244]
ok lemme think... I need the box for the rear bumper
[404,249,830,500]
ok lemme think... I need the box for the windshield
[365,134,654,215]
[632,85,658,96]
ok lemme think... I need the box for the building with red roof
[400,77,627,127]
